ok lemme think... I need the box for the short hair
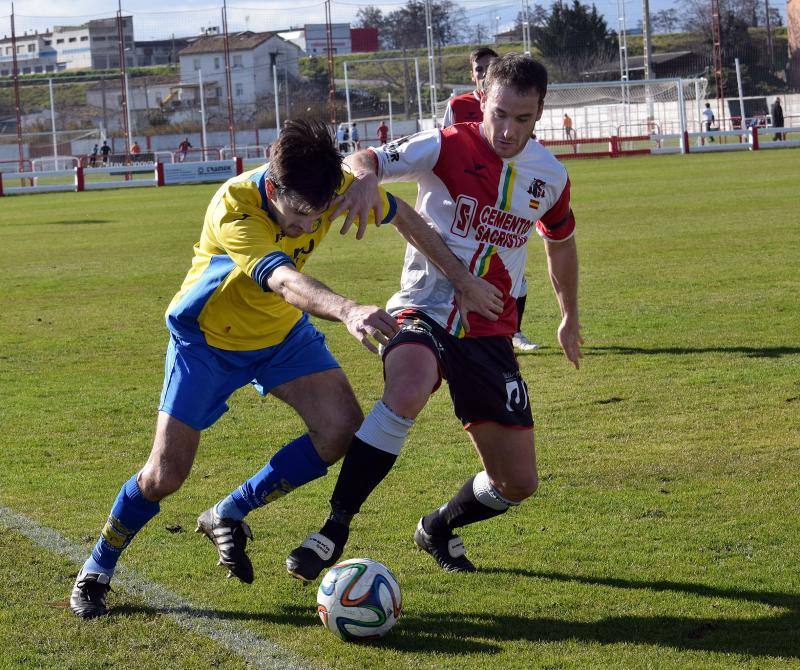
[470,47,498,64]
[268,119,342,213]
[483,53,548,99]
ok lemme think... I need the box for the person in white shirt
[702,103,716,142]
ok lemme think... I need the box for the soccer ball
[316,558,402,641]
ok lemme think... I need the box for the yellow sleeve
[211,185,292,290]
[327,169,398,226]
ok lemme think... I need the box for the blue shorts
[159,315,340,430]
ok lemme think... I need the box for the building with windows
[178,31,301,106]
[135,37,189,67]
[303,24,351,56]
[0,16,134,75]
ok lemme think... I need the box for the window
[193,58,200,71]
[34,66,43,73]
[46,65,54,72]
[22,67,31,74]
[69,37,77,43]
[95,36,106,41]
[235,83,244,97]
[56,39,64,44]
[28,44,36,52]
[214,56,220,70]
[233,54,242,68]
[1,70,8,76]
[80,36,88,42]
[44,40,51,46]
[215,86,222,98]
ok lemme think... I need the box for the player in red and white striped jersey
[443,47,539,353]
[286,54,582,581]
[441,47,497,128]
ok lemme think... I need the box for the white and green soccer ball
[316,557,402,641]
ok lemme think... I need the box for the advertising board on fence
[163,160,238,185]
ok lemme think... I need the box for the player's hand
[330,172,383,241]
[343,304,399,354]
[453,275,504,333]
[557,314,583,369]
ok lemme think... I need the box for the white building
[303,24,351,56]
[0,16,134,75]
[0,31,60,76]
[178,31,302,106]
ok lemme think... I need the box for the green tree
[533,0,618,80]
[382,0,467,49]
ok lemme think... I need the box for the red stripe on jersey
[536,177,575,241]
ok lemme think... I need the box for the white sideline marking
[0,506,315,670]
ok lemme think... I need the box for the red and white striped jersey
[442,91,483,127]
[374,122,575,338]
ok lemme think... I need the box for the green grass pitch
[1,150,798,670]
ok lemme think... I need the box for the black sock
[423,475,508,536]
[327,436,398,526]
[516,294,527,332]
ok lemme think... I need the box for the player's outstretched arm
[267,264,398,353]
[330,150,383,240]
[392,198,503,331]
[544,236,583,368]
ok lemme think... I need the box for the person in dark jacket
[770,97,784,141]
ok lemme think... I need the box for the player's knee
[138,464,188,500]
[493,472,538,503]
[310,403,363,464]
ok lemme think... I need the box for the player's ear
[535,97,544,122]
[265,178,276,200]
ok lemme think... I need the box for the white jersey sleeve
[442,102,455,128]
[373,129,441,183]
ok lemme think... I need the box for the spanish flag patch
[529,198,540,209]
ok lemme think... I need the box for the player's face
[270,193,326,238]
[471,55,495,92]
[481,83,544,159]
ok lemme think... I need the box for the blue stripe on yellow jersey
[166,164,397,351]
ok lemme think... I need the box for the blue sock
[221,434,328,519]
[82,475,160,577]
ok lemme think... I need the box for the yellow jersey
[166,164,397,351]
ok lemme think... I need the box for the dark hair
[268,119,342,213]
[470,47,498,64]
[483,53,548,99]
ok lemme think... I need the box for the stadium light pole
[388,92,394,140]
[273,63,281,137]
[424,0,438,126]
[521,0,531,55]
[734,57,746,135]
[344,61,352,127]
[616,0,630,133]
[198,69,208,161]
[49,78,58,165]
[414,57,424,126]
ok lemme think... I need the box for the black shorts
[383,310,533,429]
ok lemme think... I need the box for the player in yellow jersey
[71,119,503,619]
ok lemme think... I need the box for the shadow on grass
[110,572,800,658]
[587,345,800,359]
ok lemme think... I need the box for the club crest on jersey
[527,177,546,199]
